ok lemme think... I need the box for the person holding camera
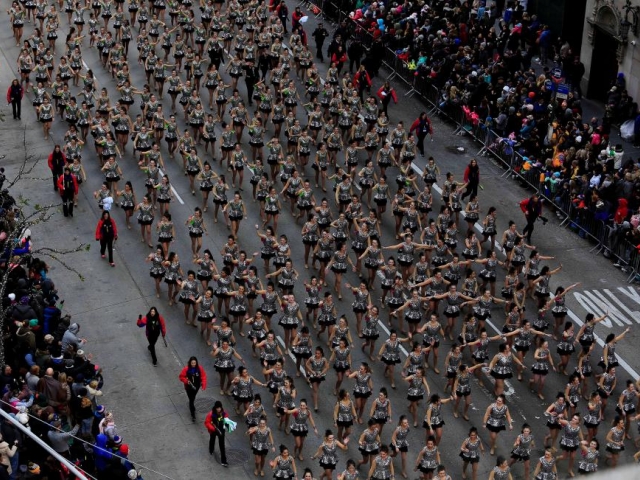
[521,194,547,243]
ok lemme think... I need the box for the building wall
[580,0,640,101]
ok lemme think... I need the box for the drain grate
[225,448,248,466]
[194,396,216,413]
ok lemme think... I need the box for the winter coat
[179,365,207,391]
[36,375,66,407]
[0,441,17,474]
[56,173,79,197]
[61,323,84,353]
[93,433,112,471]
[376,86,398,103]
[95,218,118,241]
[204,409,228,434]
[47,424,79,453]
[48,152,67,173]
[6,84,23,103]
[137,314,166,338]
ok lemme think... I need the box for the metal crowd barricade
[299,0,637,277]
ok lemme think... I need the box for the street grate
[225,448,248,466]
[195,396,216,413]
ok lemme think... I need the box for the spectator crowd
[320,0,640,270]
[0,200,140,479]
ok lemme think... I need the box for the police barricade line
[589,219,612,255]
[625,242,640,281]
[297,1,622,259]
[595,220,639,280]
[565,208,606,250]
[606,230,636,275]
[452,106,467,135]
[477,127,495,157]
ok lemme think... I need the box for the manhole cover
[226,448,248,465]
[194,396,216,413]
[446,146,467,154]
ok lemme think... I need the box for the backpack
[519,198,529,213]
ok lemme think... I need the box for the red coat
[354,70,372,89]
[95,217,118,240]
[292,10,304,28]
[179,365,208,390]
[331,52,347,64]
[56,173,78,197]
[6,85,23,103]
[376,86,398,103]
[204,410,228,434]
[48,152,67,171]
[136,314,167,337]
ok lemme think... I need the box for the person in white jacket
[0,433,18,475]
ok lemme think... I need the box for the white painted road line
[409,160,640,380]
[158,168,185,205]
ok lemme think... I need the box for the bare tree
[0,129,89,365]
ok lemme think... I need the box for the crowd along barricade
[297,0,636,279]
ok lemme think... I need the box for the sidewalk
[0,30,248,480]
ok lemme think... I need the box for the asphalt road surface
[1,2,640,479]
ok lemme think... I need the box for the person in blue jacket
[93,433,113,479]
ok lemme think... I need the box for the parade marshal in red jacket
[205,400,229,466]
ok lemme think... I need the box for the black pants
[61,190,74,217]
[11,100,21,119]
[417,133,427,156]
[209,431,227,463]
[349,57,361,74]
[147,332,160,364]
[186,385,200,418]
[522,216,537,242]
[461,182,478,201]
[245,80,255,105]
[381,97,391,117]
[100,237,114,263]
[357,85,368,102]
[316,42,324,61]
[53,169,63,190]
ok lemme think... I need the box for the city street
[1,2,639,479]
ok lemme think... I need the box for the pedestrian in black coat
[244,62,260,106]
[136,307,166,366]
[312,23,329,62]
[95,211,118,266]
[48,145,66,191]
[348,39,365,74]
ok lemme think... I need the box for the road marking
[158,168,185,205]
[409,160,640,380]
[82,61,185,205]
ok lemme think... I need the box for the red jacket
[48,152,67,171]
[463,166,479,184]
[179,365,207,390]
[136,314,167,337]
[376,86,398,103]
[331,52,347,64]
[409,117,433,135]
[204,410,228,434]
[6,85,23,103]
[292,10,304,28]
[95,217,118,240]
[56,173,78,197]
[354,70,372,89]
